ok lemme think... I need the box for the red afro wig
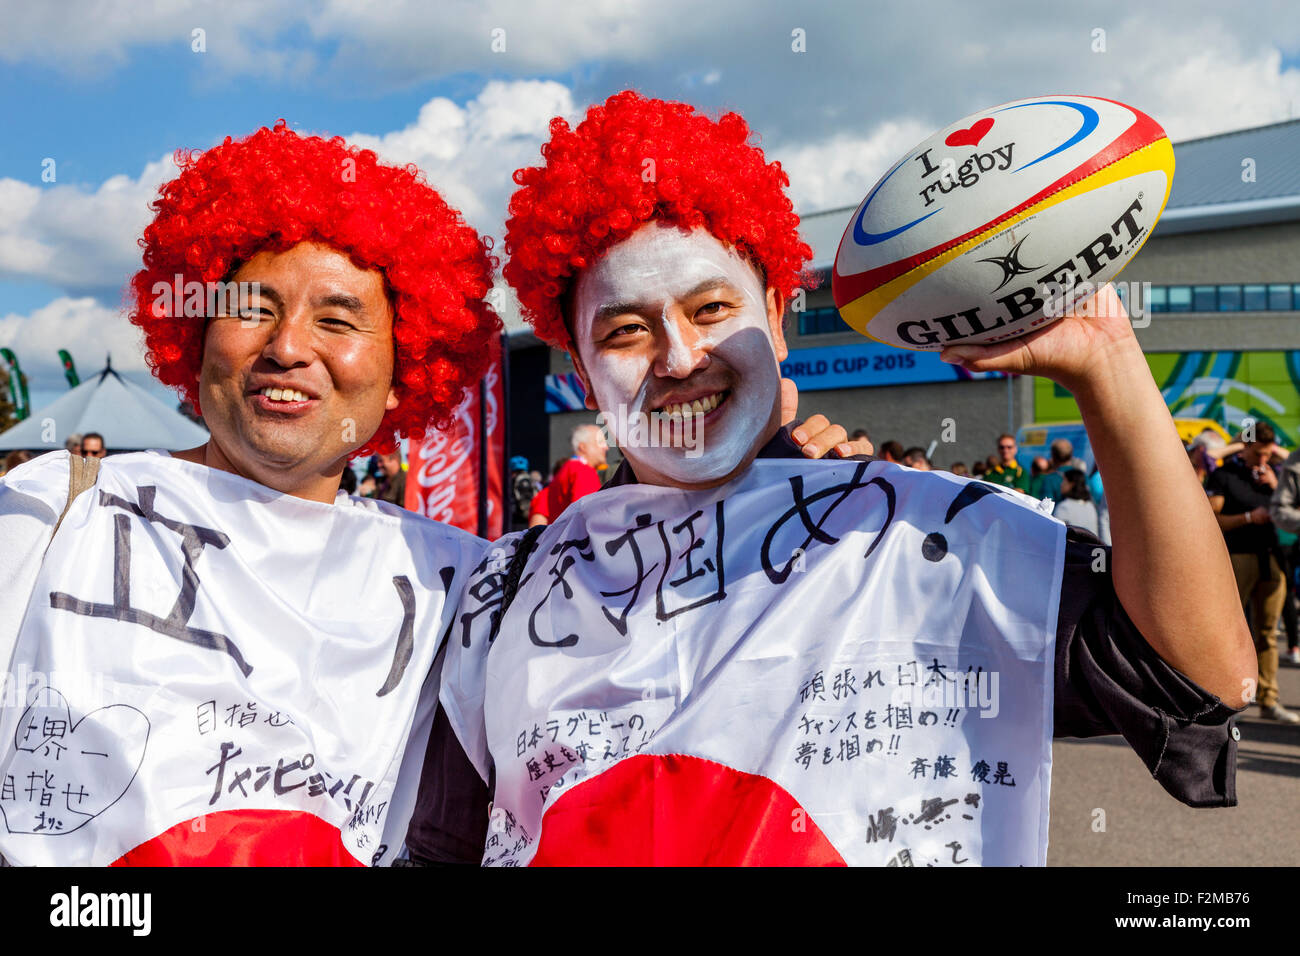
[129,120,501,455]
[503,90,813,349]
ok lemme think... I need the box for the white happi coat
[441,458,1066,866]
[0,451,487,866]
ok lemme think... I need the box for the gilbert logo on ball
[832,95,1174,350]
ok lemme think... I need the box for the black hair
[1061,468,1091,502]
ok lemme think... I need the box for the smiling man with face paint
[572,222,788,488]
[407,92,1254,867]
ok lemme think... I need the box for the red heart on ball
[945,117,994,148]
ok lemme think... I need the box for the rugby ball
[832,94,1174,350]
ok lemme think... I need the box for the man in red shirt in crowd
[529,423,607,526]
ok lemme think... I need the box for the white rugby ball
[832,94,1174,350]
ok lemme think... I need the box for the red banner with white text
[405,338,506,539]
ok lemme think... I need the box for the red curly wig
[129,120,500,455]
[503,90,813,349]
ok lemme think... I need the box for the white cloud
[4,2,1299,150]
[0,80,573,402]
[312,0,704,79]
[772,119,934,215]
[0,297,147,385]
[0,0,313,81]
[0,0,699,83]
[0,81,578,395]
[1133,43,1300,141]
[0,155,176,296]
[347,79,580,232]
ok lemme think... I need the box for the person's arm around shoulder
[942,287,1256,707]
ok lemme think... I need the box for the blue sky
[2,0,1298,410]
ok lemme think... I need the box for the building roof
[1160,117,1300,234]
[1167,117,1300,207]
[0,360,209,452]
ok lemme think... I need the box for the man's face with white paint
[568,222,788,489]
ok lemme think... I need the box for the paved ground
[1048,652,1300,865]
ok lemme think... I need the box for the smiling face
[194,242,399,498]
[568,223,788,489]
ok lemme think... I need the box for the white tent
[0,360,208,452]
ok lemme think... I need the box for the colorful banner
[406,338,507,538]
[545,372,587,413]
[1034,350,1300,447]
[778,342,1005,392]
[544,340,1006,414]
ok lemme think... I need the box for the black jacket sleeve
[403,704,491,865]
[1053,526,1242,807]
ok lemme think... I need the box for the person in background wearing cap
[508,455,540,532]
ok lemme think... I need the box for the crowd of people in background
[872,420,1299,722]
[0,432,417,512]
[1197,421,1300,721]
[0,431,107,479]
[509,423,608,531]
[9,410,1300,723]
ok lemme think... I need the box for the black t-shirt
[1206,457,1278,554]
[405,427,1243,864]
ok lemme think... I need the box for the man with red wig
[0,122,499,866]
[415,91,1254,867]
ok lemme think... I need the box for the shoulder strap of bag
[46,454,101,553]
[481,523,545,795]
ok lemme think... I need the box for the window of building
[797,306,849,336]
[1217,285,1242,311]
[1132,284,1299,313]
[1147,285,1168,313]
[1241,284,1267,311]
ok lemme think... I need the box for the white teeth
[260,387,308,402]
[658,392,725,419]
